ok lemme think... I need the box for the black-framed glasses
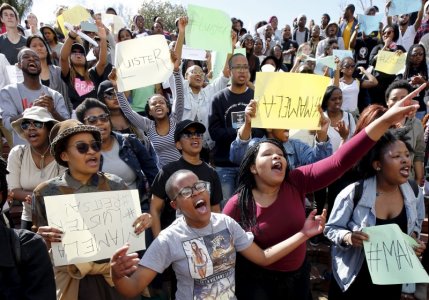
[20,120,44,130]
[173,181,208,200]
[181,131,204,139]
[230,65,249,71]
[84,113,110,125]
[342,64,356,69]
[70,141,101,154]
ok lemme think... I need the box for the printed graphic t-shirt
[140,213,253,300]
[61,67,103,109]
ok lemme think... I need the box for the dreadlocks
[235,138,289,231]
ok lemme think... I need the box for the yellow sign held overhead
[252,72,330,130]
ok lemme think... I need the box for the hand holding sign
[363,224,429,284]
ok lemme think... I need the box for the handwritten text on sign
[252,73,330,130]
[185,4,232,53]
[115,35,173,92]
[362,224,429,284]
[375,50,407,75]
[45,190,145,266]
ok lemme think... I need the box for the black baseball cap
[97,80,115,101]
[174,120,206,142]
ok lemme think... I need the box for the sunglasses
[173,181,208,200]
[21,120,44,130]
[70,141,102,154]
[181,131,204,139]
[342,64,356,69]
[104,92,117,100]
[84,113,110,125]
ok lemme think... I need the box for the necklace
[31,146,50,178]
[376,186,399,197]
[184,216,214,238]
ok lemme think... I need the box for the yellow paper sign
[45,190,145,266]
[57,5,92,36]
[115,35,173,92]
[375,50,407,75]
[252,72,330,130]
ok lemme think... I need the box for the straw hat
[11,106,58,140]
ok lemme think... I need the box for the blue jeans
[215,166,239,207]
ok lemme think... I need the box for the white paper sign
[182,45,207,61]
[115,35,173,92]
[45,190,145,266]
[101,13,126,35]
[6,65,23,84]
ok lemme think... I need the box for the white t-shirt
[7,145,65,221]
[397,25,417,53]
[295,30,307,46]
[340,79,360,112]
[140,213,254,300]
[324,111,356,152]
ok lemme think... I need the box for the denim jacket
[229,135,333,169]
[324,176,425,292]
[100,132,159,211]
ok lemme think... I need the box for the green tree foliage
[138,0,186,33]
[0,0,33,19]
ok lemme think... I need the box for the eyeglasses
[342,64,356,69]
[383,30,393,35]
[411,52,424,57]
[84,113,110,125]
[70,141,102,154]
[230,65,249,71]
[173,181,208,200]
[20,120,44,130]
[181,131,204,139]
[188,70,205,76]
[104,92,117,100]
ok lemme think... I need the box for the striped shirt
[117,71,184,168]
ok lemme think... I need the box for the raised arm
[94,22,108,77]
[108,68,153,132]
[293,84,424,194]
[358,66,378,88]
[414,0,426,31]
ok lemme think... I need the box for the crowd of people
[1,1,429,299]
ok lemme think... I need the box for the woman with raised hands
[223,84,425,299]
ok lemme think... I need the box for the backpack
[352,179,419,209]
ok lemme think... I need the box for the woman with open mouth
[7,106,65,230]
[31,119,151,300]
[223,84,426,299]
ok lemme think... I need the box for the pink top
[223,130,375,271]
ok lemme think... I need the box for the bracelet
[68,33,76,40]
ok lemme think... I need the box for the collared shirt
[32,171,128,228]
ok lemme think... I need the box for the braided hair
[235,138,289,231]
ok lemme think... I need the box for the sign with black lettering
[45,190,144,266]
[362,224,429,284]
[115,35,173,92]
[252,73,330,129]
